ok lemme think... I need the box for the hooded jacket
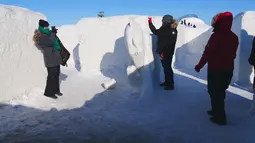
[149,20,178,58]
[33,30,62,67]
[197,12,239,71]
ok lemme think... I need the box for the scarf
[38,26,61,51]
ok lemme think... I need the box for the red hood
[213,12,233,32]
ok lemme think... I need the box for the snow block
[130,16,166,83]
[101,79,116,89]
[58,15,163,74]
[124,17,160,95]
[0,5,46,101]
[124,19,145,69]
[232,11,255,86]
[75,16,136,74]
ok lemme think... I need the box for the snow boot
[160,82,168,87]
[56,92,63,96]
[44,94,58,99]
[164,84,174,90]
[210,117,226,125]
[207,110,214,116]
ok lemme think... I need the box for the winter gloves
[160,52,165,60]
[194,65,202,72]
[148,17,152,23]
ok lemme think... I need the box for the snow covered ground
[1,68,255,143]
[0,5,255,143]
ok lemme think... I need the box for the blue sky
[1,0,254,26]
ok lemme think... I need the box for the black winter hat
[39,19,49,27]
[162,15,174,24]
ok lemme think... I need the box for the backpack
[57,37,71,67]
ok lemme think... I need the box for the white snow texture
[232,11,255,85]
[0,5,46,101]
[1,4,255,143]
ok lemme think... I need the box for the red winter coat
[197,12,239,71]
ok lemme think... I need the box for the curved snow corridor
[0,5,255,143]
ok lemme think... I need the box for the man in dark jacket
[195,12,239,125]
[148,15,178,90]
[249,37,255,89]
[33,19,63,99]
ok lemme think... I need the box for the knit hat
[39,19,49,27]
[162,15,174,24]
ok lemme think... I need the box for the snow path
[1,69,255,143]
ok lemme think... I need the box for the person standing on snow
[33,19,63,99]
[194,12,239,125]
[148,15,178,90]
[248,37,255,90]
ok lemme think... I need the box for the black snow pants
[207,70,233,121]
[160,54,174,85]
[44,65,60,96]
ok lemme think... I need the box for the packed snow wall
[74,16,135,74]
[0,5,46,101]
[174,17,212,79]
[127,16,163,82]
[232,11,255,86]
[123,16,213,87]
[124,16,212,81]
[57,15,164,74]
[64,15,165,87]
[124,18,156,94]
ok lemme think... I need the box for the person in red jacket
[194,12,239,125]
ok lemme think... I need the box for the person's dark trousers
[207,70,233,122]
[44,65,60,96]
[160,54,174,86]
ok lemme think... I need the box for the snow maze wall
[0,5,46,101]
[0,4,255,100]
[232,11,255,86]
